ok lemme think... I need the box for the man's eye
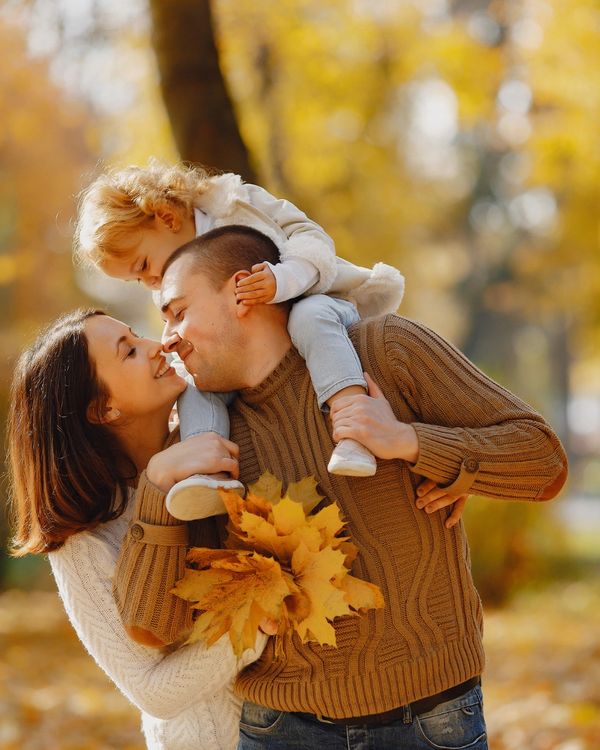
[174,309,185,321]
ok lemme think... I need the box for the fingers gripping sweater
[113,315,567,719]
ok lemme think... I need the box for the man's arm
[333,316,568,502]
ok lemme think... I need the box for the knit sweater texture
[114,314,567,721]
[49,474,265,750]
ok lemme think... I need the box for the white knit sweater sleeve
[49,526,265,721]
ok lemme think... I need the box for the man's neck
[242,316,292,389]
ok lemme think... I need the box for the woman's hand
[146,433,240,493]
[415,477,469,529]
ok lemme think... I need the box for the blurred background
[0,0,598,748]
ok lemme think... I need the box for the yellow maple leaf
[286,476,324,513]
[291,542,353,647]
[172,472,385,655]
[247,471,282,504]
[173,552,293,655]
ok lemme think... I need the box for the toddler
[75,162,404,520]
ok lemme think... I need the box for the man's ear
[155,207,182,233]
[87,401,121,425]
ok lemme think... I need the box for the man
[115,225,567,749]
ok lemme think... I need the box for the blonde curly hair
[74,160,212,266]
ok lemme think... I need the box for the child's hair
[7,309,133,556]
[74,160,212,267]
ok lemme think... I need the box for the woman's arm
[50,531,266,721]
[114,433,240,647]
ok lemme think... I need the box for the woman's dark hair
[7,309,133,556]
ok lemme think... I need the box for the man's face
[160,258,247,391]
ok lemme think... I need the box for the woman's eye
[126,347,137,358]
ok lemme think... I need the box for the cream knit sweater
[49,487,266,750]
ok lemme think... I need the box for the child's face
[101,213,196,290]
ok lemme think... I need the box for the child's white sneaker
[327,439,377,477]
[166,474,245,521]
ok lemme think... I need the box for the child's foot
[166,473,245,521]
[327,439,377,477]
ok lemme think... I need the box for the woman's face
[84,315,186,423]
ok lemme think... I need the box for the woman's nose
[147,338,164,359]
[143,275,162,290]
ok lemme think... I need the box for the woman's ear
[87,401,121,425]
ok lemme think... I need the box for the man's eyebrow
[160,295,184,315]
[115,327,134,355]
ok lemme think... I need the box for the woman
[7,309,267,750]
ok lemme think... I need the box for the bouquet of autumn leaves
[171,472,384,656]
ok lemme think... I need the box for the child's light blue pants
[177,295,366,442]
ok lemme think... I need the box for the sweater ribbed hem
[236,634,485,718]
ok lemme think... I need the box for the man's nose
[162,329,181,352]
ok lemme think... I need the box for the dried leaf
[286,476,324,513]
[176,553,293,655]
[248,471,282,504]
[172,472,385,655]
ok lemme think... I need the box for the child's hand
[416,477,469,529]
[236,262,277,305]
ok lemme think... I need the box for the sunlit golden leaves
[172,473,384,655]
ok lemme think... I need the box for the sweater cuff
[410,423,481,495]
[135,471,186,528]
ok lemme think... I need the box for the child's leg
[177,383,233,441]
[166,386,244,521]
[288,295,377,477]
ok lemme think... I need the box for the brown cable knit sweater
[113,315,567,718]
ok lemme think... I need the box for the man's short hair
[161,225,280,290]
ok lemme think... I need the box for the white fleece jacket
[49,492,266,750]
[195,174,406,318]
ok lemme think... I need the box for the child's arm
[235,257,318,306]
[242,183,338,294]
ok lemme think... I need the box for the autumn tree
[148,0,255,178]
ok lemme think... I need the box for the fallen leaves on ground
[0,579,598,749]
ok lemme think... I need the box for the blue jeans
[237,684,488,750]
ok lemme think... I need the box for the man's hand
[416,478,469,529]
[330,373,419,463]
[235,262,277,305]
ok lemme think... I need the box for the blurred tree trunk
[148,0,256,180]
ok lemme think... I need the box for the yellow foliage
[172,473,384,655]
